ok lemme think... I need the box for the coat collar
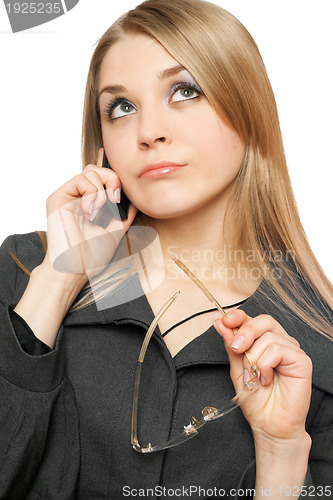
[63,273,232,365]
[62,273,268,367]
[63,273,155,327]
[62,272,333,394]
[63,271,264,328]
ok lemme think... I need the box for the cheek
[181,114,245,174]
[101,128,132,178]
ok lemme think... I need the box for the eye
[105,97,137,121]
[170,83,203,103]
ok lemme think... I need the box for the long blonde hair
[21,0,333,336]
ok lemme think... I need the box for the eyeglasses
[131,259,260,453]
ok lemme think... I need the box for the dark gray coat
[0,232,332,499]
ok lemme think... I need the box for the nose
[137,105,173,150]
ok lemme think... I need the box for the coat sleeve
[234,270,333,499]
[306,388,333,490]
[234,389,333,499]
[0,234,80,499]
[235,463,324,499]
[9,305,53,355]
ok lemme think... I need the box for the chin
[139,204,196,220]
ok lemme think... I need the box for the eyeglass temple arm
[132,260,260,454]
[173,258,227,316]
[173,259,259,378]
[131,291,180,451]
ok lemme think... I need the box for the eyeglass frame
[131,258,260,453]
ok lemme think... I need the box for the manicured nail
[243,369,251,385]
[89,201,95,215]
[231,335,245,349]
[114,188,121,204]
[213,320,220,333]
[89,209,98,222]
[261,375,266,386]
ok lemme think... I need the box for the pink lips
[139,161,185,179]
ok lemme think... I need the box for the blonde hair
[19,0,333,337]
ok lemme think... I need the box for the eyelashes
[105,98,136,122]
[103,81,204,122]
[169,81,203,103]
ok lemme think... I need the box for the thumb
[104,203,138,234]
[123,203,138,229]
[213,318,245,393]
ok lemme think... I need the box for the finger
[242,330,300,386]
[249,342,312,388]
[94,149,120,203]
[221,311,297,353]
[81,169,107,218]
[95,204,138,256]
[83,164,121,204]
[104,203,138,234]
[123,203,138,227]
[214,314,298,393]
[47,174,99,216]
[97,147,104,168]
[213,319,245,390]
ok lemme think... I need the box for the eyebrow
[98,64,186,98]
[159,64,186,80]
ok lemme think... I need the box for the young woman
[0,0,332,498]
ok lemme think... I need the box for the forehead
[98,34,180,89]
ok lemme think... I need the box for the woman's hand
[14,148,137,348]
[214,310,312,442]
[214,310,313,497]
[45,148,137,280]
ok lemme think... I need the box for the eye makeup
[102,80,204,122]
[168,81,203,103]
[104,97,136,122]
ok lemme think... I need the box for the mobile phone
[102,151,130,221]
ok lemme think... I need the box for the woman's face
[98,33,245,219]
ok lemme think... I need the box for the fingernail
[89,201,95,215]
[243,369,251,385]
[89,209,98,222]
[226,311,237,320]
[261,375,266,386]
[114,188,121,204]
[231,335,245,349]
[213,320,220,333]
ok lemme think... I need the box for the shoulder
[0,231,46,304]
[0,231,45,266]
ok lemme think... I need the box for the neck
[156,214,224,272]
[134,196,261,309]
[140,188,244,287]
[132,188,263,322]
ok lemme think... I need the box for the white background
[0,0,332,280]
